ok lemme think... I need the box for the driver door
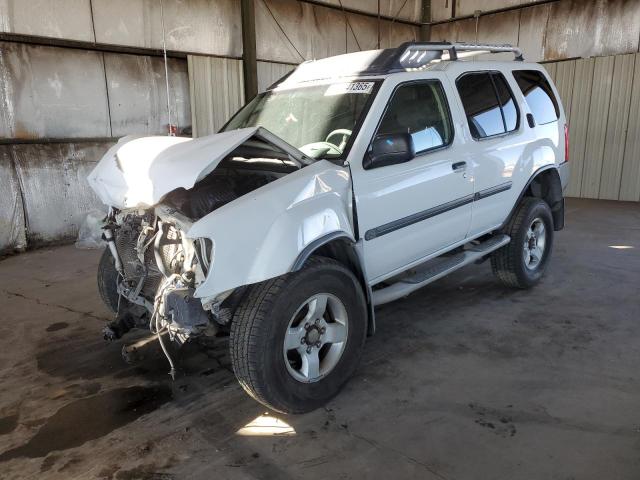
[351,77,474,282]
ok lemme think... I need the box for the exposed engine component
[161,286,211,342]
[100,167,283,375]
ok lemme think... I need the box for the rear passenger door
[352,78,474,282]
[455,71,523,236]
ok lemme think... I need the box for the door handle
[452,161,467,171]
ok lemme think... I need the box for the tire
[230,256,367,413]
[491,197,554,289]
[97,247,120,314]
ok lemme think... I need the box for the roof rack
[267,41,525,90]
[383,41,524,72]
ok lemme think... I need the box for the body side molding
[364,181,513,241]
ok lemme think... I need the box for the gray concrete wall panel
[346,14,418,51]
[91,0,242,57]
[255,0,347,63]
[432,0,640,62]
[476,10,520,60]
[380,19,419,48]
[0,146,26,253]
[431,0,453,22]
[457,0,520,18]
[318,0,421,23]
[544,0,640,61]
[255,0,417,63]
[10,142,111,245]
[0,0,94,42]
[346,13,379,52]
[0,42,110,139]
[105,53,191,137]
[517,3,550,62]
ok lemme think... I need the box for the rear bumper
[558,161,570,192]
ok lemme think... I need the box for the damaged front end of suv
[88,125,356,376]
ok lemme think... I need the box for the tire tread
[491,197,544,288]
[230,256,349,413]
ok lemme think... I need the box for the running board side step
[372,234,511,306]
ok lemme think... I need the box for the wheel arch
[504,166,564,231]
[292,234,376,336]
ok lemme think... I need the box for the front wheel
[98,247,120,314]
[491,197,554,288]
[230,257,367,413]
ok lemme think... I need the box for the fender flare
[502,165,564,231]
[291,232,377,336]
[291,231,355,271]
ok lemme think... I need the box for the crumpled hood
[87,127,308,209]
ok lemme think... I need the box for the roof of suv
[274,42,535,90]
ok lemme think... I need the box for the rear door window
[513,70,559,125]
[456,72,519,139]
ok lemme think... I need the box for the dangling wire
[160,0,174,136]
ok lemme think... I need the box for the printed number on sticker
[325,82,374,96]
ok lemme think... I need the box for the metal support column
[420,0,431,41]
[241,0,258,101]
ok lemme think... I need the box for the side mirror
[363,133,415,170]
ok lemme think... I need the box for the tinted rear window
[513,70,559,125]
[493,74,518,131]
[456,72,519,139]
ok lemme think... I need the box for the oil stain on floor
[0,386,172,462]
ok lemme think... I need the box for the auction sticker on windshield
[325,82,374,96]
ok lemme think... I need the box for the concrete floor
[0,198,639,480]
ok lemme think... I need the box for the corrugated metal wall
[257,61,296,92]
[187,0,420,137]
[188,56,245,137]
[546,53,640,201]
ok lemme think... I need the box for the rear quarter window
[456,71,519,140]
[513,70,559,125]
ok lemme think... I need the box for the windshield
[222,81,379,160]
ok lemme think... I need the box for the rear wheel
[491,197,554,288]
[230,257,367,413]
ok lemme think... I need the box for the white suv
[89,42,570,413]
